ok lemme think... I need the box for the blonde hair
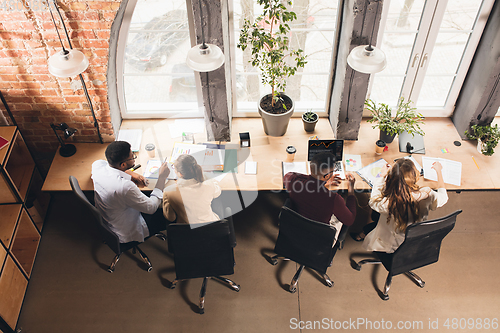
[174,154,204,183]
[373,159,421,232]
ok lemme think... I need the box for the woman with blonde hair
[362,158,448,253]
[163,154,221,224]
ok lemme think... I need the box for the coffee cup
[286,146,296,162]
[145,143,155,158]
[375,140,386,155]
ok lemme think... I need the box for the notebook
[307,139,346,179]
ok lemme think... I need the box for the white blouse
[163,177,221,224]
[363,177,448,253]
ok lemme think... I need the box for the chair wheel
[354,264,361,271]
[234,285,240,292]
[326,280,334,288]
[381,293,389,301]
[289,286,297,293]
[419,281,425,288]
[271,259,278,266]
[199,308,205,314]
[107,268,114,273]
[147,266,153,272]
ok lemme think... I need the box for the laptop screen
[307,140,344,162]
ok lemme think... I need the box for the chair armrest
[225,207,236,248]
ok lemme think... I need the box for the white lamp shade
[48,49,89,78]
[186,43,225,72]
[347,45,387,74]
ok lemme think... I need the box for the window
[231,0,340,117]
[117,0,341,119]
[118,0,202,118]
[367,0,494,117]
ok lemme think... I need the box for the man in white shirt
[91,141,170,243]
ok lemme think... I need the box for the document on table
[282,161,309,177]
[421,156,462,186]
[117,129,142,152]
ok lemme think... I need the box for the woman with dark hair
[362,158,448,253]
[162,154,221,224]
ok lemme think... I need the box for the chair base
[270,255,333,293]
[107,245,152,273]
[169,276,240,314]
[354,259,426,300]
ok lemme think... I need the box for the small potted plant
[465,123,500,156]
[365,97,425,143]
[302,110,318,132]
[238,0,307,136]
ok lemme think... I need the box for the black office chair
[353,210,462,300]
[269,198,344,293]
[69,175,165,273]
[167,207,239,314]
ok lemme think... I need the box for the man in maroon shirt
[284,152,357,229]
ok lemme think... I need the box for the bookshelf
[0,126,49,333]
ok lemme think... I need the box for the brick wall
[0,1,119,172]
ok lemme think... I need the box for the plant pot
[380,130,396,144]
[258,93,294,136]
[302,113,318,132]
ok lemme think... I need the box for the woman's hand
[381,162,391,178]
[431,161,443,173]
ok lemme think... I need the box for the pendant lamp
[48,49,89,78]
[46,0,103,144]
[186,0,225,72]
[347,45,386,74]
[347,0,386,74]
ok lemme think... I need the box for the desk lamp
[50,123,77,157]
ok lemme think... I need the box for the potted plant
[365,97,425,143]
[465,124,500,156]
[238,0,307,136]
[302,110,318,132]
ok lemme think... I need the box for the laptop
[307,139,346,179]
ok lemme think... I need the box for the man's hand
[325,174,342,187]
[128,171,148,187]
[346,172,356,195]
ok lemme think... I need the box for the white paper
[117,129,142,152]
[344,154,362,172]
[421,156,462,186]
[143,159,162,179]
[170,142,207,165]
[282,162,309,175]
[356,158,388,187]
[168,119,205,138]
[245,161,257,174]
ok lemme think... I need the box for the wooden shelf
[10,210,40,278]
[0,204,22,250]
[0,126,49,332]
[0,127,16,166]
[0,246,6,272]
[0,255,27,329]
[4,132,36,203]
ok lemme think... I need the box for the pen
[131,164,141,172]
[471,156,479,170]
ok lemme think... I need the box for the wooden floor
[16,190,500,333]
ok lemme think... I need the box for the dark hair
[174,154,204,183]
[105,141,131,166]
[310,152,336,176]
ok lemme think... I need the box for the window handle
[421,53,428,67]
[412,54,420,67]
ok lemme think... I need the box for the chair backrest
[69,176,121,255]
[167,219,235,280]
[274,199,338,274]
[383,210,462,276]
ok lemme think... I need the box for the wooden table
[42,118,500,192]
